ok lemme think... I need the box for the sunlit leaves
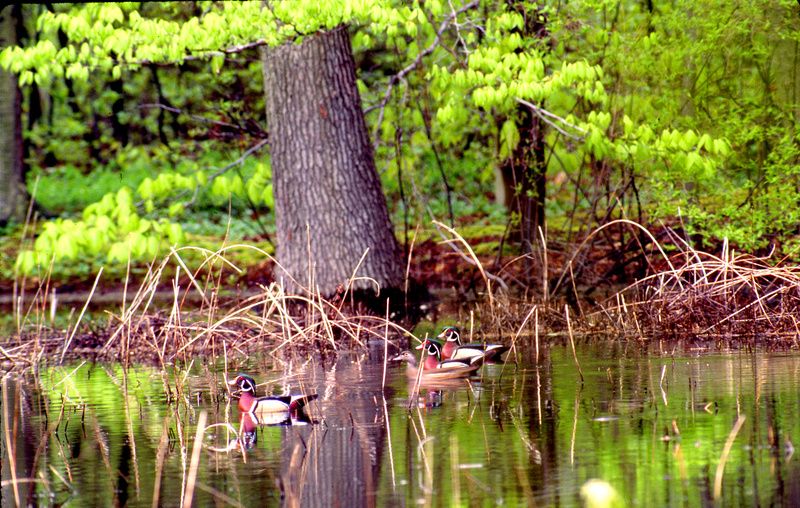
[0,0,440,84]
[499,120,520,159]
[15,185,185,276]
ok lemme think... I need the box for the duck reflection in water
[417,389,444,409]
[237,407,315,450]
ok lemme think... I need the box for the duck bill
[227,378,239,386]
[414,342,425,350]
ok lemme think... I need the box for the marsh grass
[2,242,417,370]
[463,219,800,348]
[603,231,800,342]
[5,219,799,373]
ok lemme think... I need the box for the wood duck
[414,338,484,370]
[437,326,509,362]
[228,374,317,415]
[393,340,482,381]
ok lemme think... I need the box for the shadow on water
[3,343,800,506]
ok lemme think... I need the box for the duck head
[418,339,444,370]
[391,351,417,364]
[228,374,257,395]
[437,326,461,344]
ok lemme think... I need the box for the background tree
[4,0,800,295]
[0,5,26,226]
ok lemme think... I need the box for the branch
[366,0,480,135]
[515,97,587,141]
[128,39,269,67]
[136,139,269,211]
[139,103,242,131]
[207,139,270,180]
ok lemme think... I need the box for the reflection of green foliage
[379,347,800,506]
[14,349,800,505]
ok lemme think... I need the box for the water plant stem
[60,267,103,364]
[565,305,584,383]
[182,410,207,508]
[714,415,746,500]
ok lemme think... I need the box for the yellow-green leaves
[499,119,520,159]
[15,186,184,276]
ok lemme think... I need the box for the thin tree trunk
[262,26,403,297]
[500,106,546,255]
[0,5,27,225]
[499,1,549,259]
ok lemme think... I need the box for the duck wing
[288,393,318,411]
[455,343,509,361]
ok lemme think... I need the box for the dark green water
[2,343,800,507]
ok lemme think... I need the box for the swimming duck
[228,374,317,415]
[393,340,482,380]
[437,326,509,362]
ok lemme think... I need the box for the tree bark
[499,106,546,255]
[0,5,27,225]
[262,26,403,297]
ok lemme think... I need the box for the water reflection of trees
[274,354,389,507]
[6,350,800,505]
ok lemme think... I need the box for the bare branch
[139,103,242,131]
[367,0,481,137]
[515,97,587,141]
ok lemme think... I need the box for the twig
[433,220,508,292]
[515,98,587,141]
[367,0,480,135]
[60,267,103,364]
[565,305,584,383]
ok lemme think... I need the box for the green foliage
[15,187,183,274]
[562,0,800,249]
[31,151,156,214]
[16,142,274,276]
[5,0,800,283]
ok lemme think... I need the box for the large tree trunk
[0,5,27,225]
[262,26,403,297]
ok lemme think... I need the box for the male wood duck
[437,326,509,361]
[228,374,317,415]
[414,338,484,370]
[393,340,482,381]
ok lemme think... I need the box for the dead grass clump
[2,244,415,369]
[608,236,800,343]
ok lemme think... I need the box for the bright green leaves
[499,120,520,159]
[15,186,185,275]
[2,1,438,87]
[244,162,273,208]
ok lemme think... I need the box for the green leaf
[499,119,520,159]
[168,202,184,217]
[15,250,36,275]
[211,54,225,74]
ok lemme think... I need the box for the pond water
[2,342,800,507]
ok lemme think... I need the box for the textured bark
[262,26,403,297]
[499,1,549,257]
[0,5,26,225]
[499,106,546,255]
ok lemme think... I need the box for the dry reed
[604,227,800,342]
[3,244,417,368]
